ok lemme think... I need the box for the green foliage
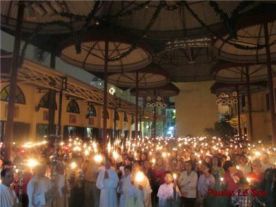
[205,118,236,140]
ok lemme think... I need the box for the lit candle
[135,171,145,184]
[173,173,177,180]
[94,154,104,164]
[70,161,77,170]
[26,158,39,169]
[112,151,120,161]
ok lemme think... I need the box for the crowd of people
[0,136,276,207]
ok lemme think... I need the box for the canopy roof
[1,1,276,82]
[212,61,276,84]
[130,83,179,97]
[210,81,267,95]
[59,29,152,73]
[108,64,169,89]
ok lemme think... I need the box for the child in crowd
[157,172,180,207]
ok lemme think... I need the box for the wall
[0,82,133,142]
[175,81,218,136]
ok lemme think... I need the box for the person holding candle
[197,163,215,207]
[223,161,244,193]
[52,163,68,207]
[133,168,152,207]
[152,157,166,206]
[96,158,119,207]
[178,161,198,207]
[247,159,263,186]
[83,156,101,207]
[27,164,56,207]
[157,172,180,207]
[211,156,224,179]
[0,168,18,207]
[236,155,251,176]
[118,165,133,207]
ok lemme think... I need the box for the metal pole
[153,106,157,138]
[139,112,142,137]
[57,77,66,140]
[114,109,117,140]
[153,90,157,138]
[264,23,276,144]
[245,66,253,141]
[135,71,139,139]
[4,2,25,160]
[236,85,242,139]
[103,41,109,148]
[48,53,56,142]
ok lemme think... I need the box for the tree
[205,117,236,140]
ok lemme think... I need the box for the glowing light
[22,140,48,149]
[84,150,90,156]
[94,154,103,163]
[135,171,145,184]
[173,173,177,180]
[112,151,120,161]
[26,158,39,169]
[254,151,261,157]
[70,162,77,170]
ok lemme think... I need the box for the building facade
[0,56,136,143]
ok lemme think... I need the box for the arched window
[0,85,26,104]
[87,103,97,118]
[124,112,128,122]
[67,99,80,114]
[114,111,119,121]
[38,92,57,109]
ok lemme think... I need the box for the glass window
[0,85,26,104]
[87,103,97,117]
[38,92,57,109]
[67,99,80,114]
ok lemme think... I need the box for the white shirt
[0,183,18,207]
[96,168,119,207]
[178,171,198,198]
[27,175,53,207]
[157,183,174,200]
[197,174,215,197]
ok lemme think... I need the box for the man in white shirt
[0,168,18,207]
[96,159,119,207]
[178,161,198,207]
[27,164,54,207]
